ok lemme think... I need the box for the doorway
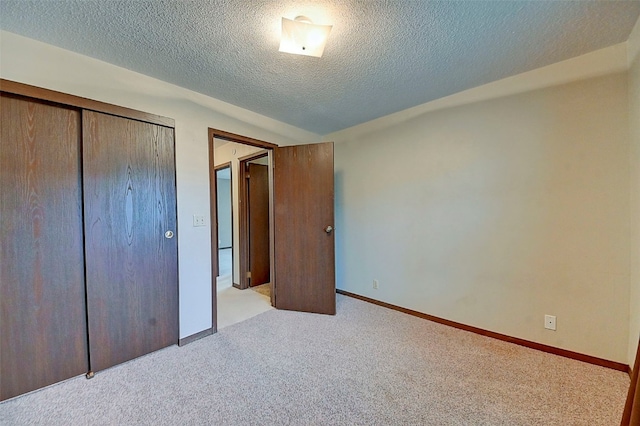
[239,153,271,293]
[208,128,336,333]
[210,137,275,330]
[215,163,233,291]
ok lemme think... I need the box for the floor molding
[178,327,214,346]
[336,289,629,373]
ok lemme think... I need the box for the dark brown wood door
[273,142,335,314]
[622,338,640,425]
[248,163,270,286]
[0,94,88,400]
[82,110,178,372]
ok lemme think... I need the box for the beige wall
[628,16,640,368]
[0,31,320,339]
[331,71,630,363]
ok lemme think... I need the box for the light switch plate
[193,215,206,227]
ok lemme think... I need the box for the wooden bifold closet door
[82,110,178,372]
[0,94,89,400]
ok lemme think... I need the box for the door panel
[0,94,88,400]
[82,111,178,372]
[248,163,270,286]
[273,142,335,314]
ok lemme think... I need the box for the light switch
[193,215,206,227]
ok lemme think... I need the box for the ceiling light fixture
[279,16,332,58]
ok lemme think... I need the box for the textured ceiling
[1,1,639,135]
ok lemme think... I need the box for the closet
[0,81,178,401]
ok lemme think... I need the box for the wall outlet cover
[544,315,556,331]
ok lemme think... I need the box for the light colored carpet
[216,286,272,329]
[216,248,233,291]
[216,273,232,290]
[251,283,271,298]
[0,295,629,425]
[218,248,232,276]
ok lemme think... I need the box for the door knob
[324,226,333,234]
[165,230,174,239]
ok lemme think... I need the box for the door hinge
[246,271,251,278]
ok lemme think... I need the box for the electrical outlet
[373,279,379,290]
[544,315,556,331]
[193,215,206,227]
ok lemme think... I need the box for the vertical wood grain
[0,94,88,401]
[208,138,219,331]
[238,161,250,289]
[82,111,178,372]
[622,338,640,425]
[248,163,270,286]
[273,142,335,315]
